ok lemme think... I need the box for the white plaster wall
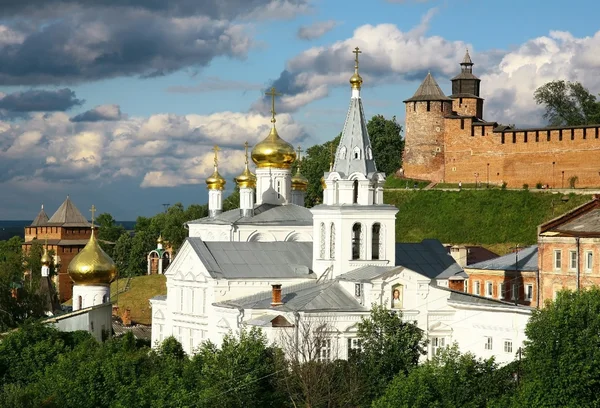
[188,223,313,243]
[72,285,110,311]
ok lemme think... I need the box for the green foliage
[300,135,341,207]
[373,345,515,408]
[568,175,578,188]
[385,190,591,245]
[368,114,404,176]
[515,288,600,407]
[534,80,600,126]
[95,212,126,257]
[352,305,427,402]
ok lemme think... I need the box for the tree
[368,114,404,176]
[126,230,156,276]
[95,212,126,257]
[352,305,427,403]
[514,288,600,407]
[112,233,133,276]
[299,136,341,207]
[534,80,600,126]
[373,345,515,408]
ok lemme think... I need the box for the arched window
[372,223,381,260]
[353,147,361,159]
[352,223,362,260]
[319,222,326,259]
[353,180,358,204]
[329,223,336,259]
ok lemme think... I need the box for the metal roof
[337,265,398,282]
[331,96,379,178]
[187,203,313,226]
[47,196,90,227]
[445,288,533,312]
[217,280,365,313]
[31,206,49,226]
[187,238,315,279]
[467,245,538,272]
[23,239,91,246]
[558,208,600,234]
[395,240,467,279]
[404,73,452,102]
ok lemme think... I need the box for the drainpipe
[576,237,581,292]
[294,312,300,362]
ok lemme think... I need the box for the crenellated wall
[442,120,600,188]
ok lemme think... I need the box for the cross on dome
[212,145,221,166]
[89,205,96,229]
[265,87,281,124]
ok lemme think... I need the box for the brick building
[23,196,91,302]
[538,195,600,306]
[403,51,600,188]
[464,245,538,307]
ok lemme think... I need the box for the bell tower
[450,50,484,118]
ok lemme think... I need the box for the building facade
[403,51,600,188]
[151,49,532,365]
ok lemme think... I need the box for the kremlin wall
[403,51,600,188]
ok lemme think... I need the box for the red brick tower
[403,73,453,182]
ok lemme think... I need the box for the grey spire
[331,96,378,178]
[462,49,473,65]
[31,205,49,226]
[403,72,452,102]
[48,196,90,227]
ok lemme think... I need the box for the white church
[150,48,531,364]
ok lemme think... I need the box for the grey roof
[217,280,365,313]
[244,314,292,327]
[187,238,315,279]
[187,203,313,226]
[404,73,452,102]
[23,239,91,246]
[48,196,90,227]
[395,239,467,279]
[31,206,49,226]
[461,50,473,65]
[558,208,600,234]
[451,72,480,81]
[152,295,167,301]
[467,245,538,272]
[112,322,152,340]
[337,265,398,282]
[331,96,379,178]
[447,289,531,310]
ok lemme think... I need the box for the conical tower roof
[404,72,452,102]
[48,196,90,227]
[462,49,473,65]
[31,205,49,226]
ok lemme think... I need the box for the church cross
[90,205,96,229]
[353,47,362,69]
[265,87,281,124]
[212,145,221,166]
[244,141,249,164]
[296,145,303,160]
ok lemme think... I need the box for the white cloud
[297,20,338,40]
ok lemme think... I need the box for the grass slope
[385,190,591,253]
[110,274,166,325]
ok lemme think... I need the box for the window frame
[498,282,505,300]
[473,280,481,296]
[554,250,562,270]
[585,251,593,272]
[525,284,533,301]
[484,336,493,350]
[569,250,577,271]
[504,340,513,353]
[485,281,493,297]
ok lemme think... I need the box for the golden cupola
[291,146,308,191]
[235,142,257,189]
[251,87,296,169]
[68,229,117,286]
[206,145,226,190]
[349,47,363,89]
[41,246,52,266]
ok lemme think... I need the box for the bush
[523,183,529,190]
[536,182,543,189]
[501,182,508,190]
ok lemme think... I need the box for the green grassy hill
[384,189,591,254]
[110,275,166,325]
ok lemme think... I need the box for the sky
[1,0,600,220]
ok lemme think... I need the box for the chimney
[271,284,283,306]
[122,308,132,326]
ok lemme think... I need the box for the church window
[339,146,347,159]
[484,336,493,350]
[317,339,331,362]
[372,223,381,260]
[347,338,361,356]
[352,146,361,160]
[426,101,430,112]
[431,336,446,355]
[352,223,362,260]
[353,180,358,204]
[319,223,325,259]
[329,223,336,259]
[504,340,513,353]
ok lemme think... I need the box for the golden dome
[235,141,257,188]
[157,234,163,244]
[206,167,226,190]
[292,169,308,191]
[41,247,52,266]
[251,126,296,169]
[68,230,117,286]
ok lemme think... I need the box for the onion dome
[41,247,52,266]
[157,234,163,244]
[349,47,363,90]
[68,230,117,286]
[235,141,257,189]
[251,86,296,169]
[206,145,226,190]
[291,146,308,191]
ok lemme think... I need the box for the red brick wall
[452,97,482,118]
[465,269,537,306]
[443,122,600,188]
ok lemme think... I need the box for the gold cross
[243,141,249,164]
[212,145,221,166]
[296,145,303,160]
[353,47,362,68]
[90,205,96,229]
[265,87,281,124]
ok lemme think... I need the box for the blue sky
[1,0,599,220]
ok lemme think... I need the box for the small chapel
[151,48,532,364]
